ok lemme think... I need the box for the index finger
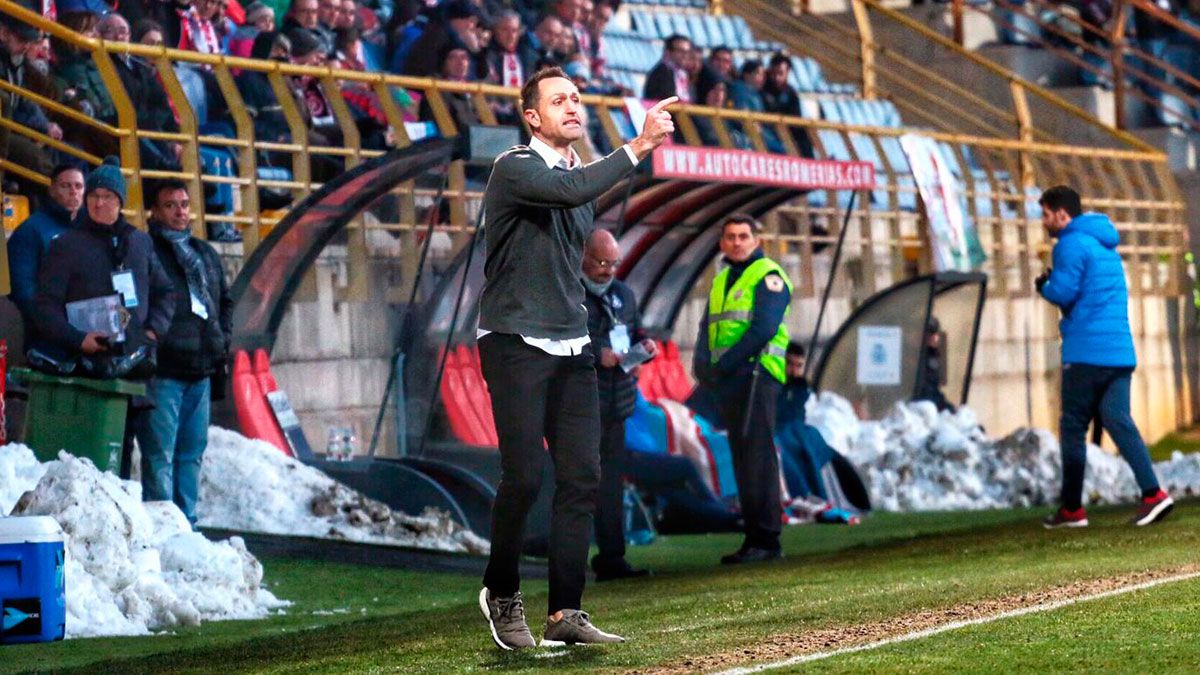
[647,96,680,114]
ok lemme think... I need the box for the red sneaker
[1133,490,1174,526]
[1043,507,1089,529]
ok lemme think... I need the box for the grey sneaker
[479,588,536,650]
[541,609,624,646]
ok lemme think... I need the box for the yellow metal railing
[727,0,1156,152]
[0,0,1186,303]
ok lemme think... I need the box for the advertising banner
[899,135,986,271]
[651,145,877,191]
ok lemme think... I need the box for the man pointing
[477,66,676,649]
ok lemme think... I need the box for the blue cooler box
[0,516,66,644]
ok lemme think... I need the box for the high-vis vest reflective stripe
[707,256,793,384]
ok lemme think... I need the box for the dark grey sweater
[479,144,637,339]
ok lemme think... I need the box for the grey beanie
[85,156,127,205]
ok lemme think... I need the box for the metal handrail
[957,0,1200,132]
[855,0,1157,151]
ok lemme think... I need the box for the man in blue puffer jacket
[1036,185,1173,529]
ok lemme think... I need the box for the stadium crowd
[0,0,822,242]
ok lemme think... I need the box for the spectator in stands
[585,0,611,77]
[729,59,784,153]
[238,31,293,142]
[139,179,231,526]
[227,1,275,57]
[56,0,115,16]
[529,14,565,67]
[484,10,535,124]
[334,0,358,30]
[283,0,333,55]
[317,0,338,31]
[643,34,693,102]
[133,17,166,45]
[31,157,175,477]
[706,46,734,83]
[762,54,814,158]
[694,79,729,147]
[7,164,83,321]
[0,11,57,198]
[582,228,656,582]
[419,44,481,133]
[52,11,116,126]
[178,0,225,54]
[403,0,482,78]
[551,0,590,70]
[492,11,534,81]
[119,0,186,47]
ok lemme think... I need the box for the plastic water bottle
[340,429,358,461]
[326,427,344,460]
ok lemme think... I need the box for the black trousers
[592,416,627,569]
[717,371,782,550]
[479,333,601,613]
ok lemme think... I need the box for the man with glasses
[643,34,693,102]
[32,158,175,476]
[581,229,656,582]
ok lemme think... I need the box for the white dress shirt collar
[529,135,581,169]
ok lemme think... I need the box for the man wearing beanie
[32,157,176,476]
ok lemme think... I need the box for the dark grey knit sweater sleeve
[495,146,636,208]
[479,146,638,339]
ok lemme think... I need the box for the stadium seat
[3,194,29,233]
[231,349,291,455]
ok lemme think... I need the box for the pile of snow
[807,393,1200,512]
[198,428,489,555]
[3,449,286,638]
[0,443,45,514]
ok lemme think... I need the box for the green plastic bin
[11,368,145,472]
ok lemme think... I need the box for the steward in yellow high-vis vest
[693,214,793,565]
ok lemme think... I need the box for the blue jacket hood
[1064,212,1118,249]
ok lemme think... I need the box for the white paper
[111,270,138,309]
[609,324,631,355]
[856,325,902,386]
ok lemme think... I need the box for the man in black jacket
[98,13,183,171]
[642,34,693,102]
[138,180,232,526]
[32,157,176,476]
[762,54,815,158]
[582,229,656,582]
[476,66,675,650]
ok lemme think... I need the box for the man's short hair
[149,178,189,206]
[1038,185,1082,218]
[739,59,763,78]
[664,34,690,53]
[521,66,568,111]
[50,163,83,182]
[720,213,762,234]
[710,45,732,57]
[787,341,806,357]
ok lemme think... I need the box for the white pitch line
[716,570,1200,675]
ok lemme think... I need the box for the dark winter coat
[6,200,75,318]
[149,221,233,381]
[585,279,644,422]
[1039,212,1136,367]
[32,215,176,359]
